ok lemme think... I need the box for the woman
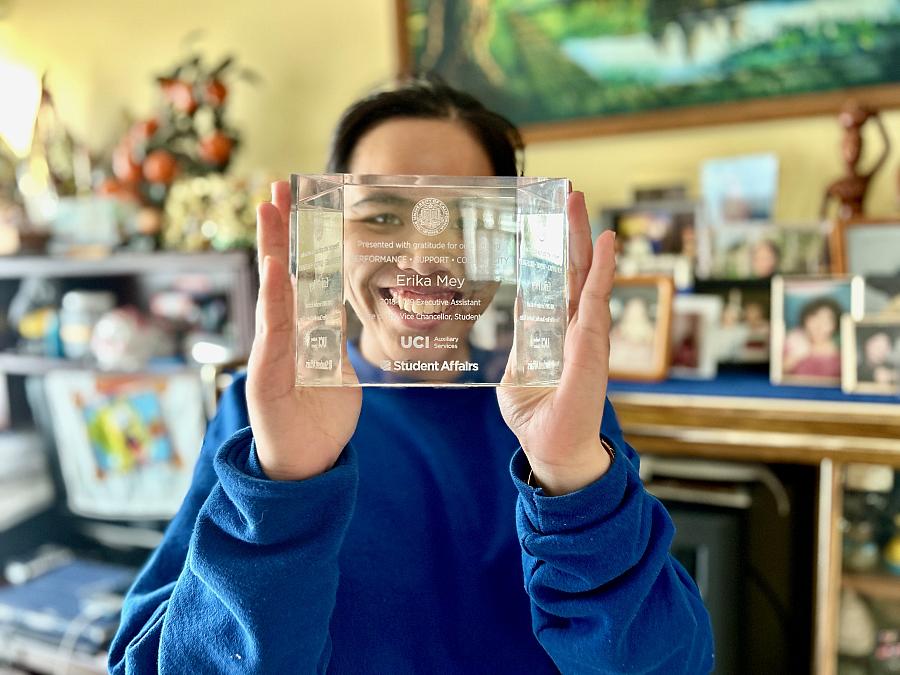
[783,297,843,378]
[109,77,714,674]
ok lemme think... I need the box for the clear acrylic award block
[290,174,568,387]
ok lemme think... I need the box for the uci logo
[400,335,430,349]
[412,197,450,236]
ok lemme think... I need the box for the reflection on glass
[290,175,568,387]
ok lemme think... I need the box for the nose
[397,229,463,279]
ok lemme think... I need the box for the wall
[2,0,898,223]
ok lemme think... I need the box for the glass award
[290,174,568,387]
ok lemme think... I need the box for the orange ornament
[163,79,197,115]
[198,132,233,166]
[143,150,179,184]
[204,79,228,107]
[130,118,159,142]
[97,178,140,202]
[112,144,142,184]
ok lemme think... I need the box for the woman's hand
[246,181,362,481]
[497,191,616,496]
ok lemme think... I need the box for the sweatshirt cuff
[509,435,629,535]
[211,426,358,545]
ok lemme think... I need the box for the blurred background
[0,1,899,674]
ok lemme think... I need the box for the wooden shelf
[0,250,252,279]
[842,571,900,601]
[609,391,900,466]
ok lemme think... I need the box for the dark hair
[799,296,842,327]
[326,75,524,176]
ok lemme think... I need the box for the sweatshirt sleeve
[509,399,715,674]
[109,379,358,674]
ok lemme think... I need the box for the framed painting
[395,0,900,141]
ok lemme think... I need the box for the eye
[364,213,403,227]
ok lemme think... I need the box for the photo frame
[599,200,699,290]
[771,275,864,387]
[395,1,900,141]
[670,295,723,380]
[841,315,900,395]
[694,279,771,365]
[709,223,827,280]
[700,154,779,228]
[829,217,900,276]
[41,370,205,519]
[608,276,674,382]
[864,276,900,317]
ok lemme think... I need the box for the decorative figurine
[821,100,891,221]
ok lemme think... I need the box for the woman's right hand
[246,181,362,481]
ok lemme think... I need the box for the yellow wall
[2,0,898,223]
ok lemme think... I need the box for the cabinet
[608,376,900,675]
[0,251,257,673]
[0,251,256,421]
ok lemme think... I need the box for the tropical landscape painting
[399,0,900,133]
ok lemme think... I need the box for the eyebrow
[350,192,415,209]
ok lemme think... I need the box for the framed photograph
[701,154,779,227]
[842,316,900,395]
[600,201,698,258]
[694,279,771,364]
[670,295,723,380]
[710,224,826,280]
[771,275,865,386]
[864,276,900,317]
[42,370,205,519]
[394,2,900,140]
[608,276,674,381]
[830,217,900,275]
[599,201,698,290]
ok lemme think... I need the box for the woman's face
[803,306,838,344]
[346,118,499,366]
[865,332,892,365]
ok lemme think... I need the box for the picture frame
[829,217,900,276]
[709,223,827,280]
[600,200,699,290]
[864,275,900,317]
[770,275,864,387]
[700,154,779,228]
[41,370,205,520]
[394,1,900,141]
[670,294,724,380]
[694,278,771,365]
[841,315,900,395]
[599,201,699,256]
[608,276,674,382]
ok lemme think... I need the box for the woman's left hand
[497,191,616,496]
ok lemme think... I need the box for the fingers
[248,255,296,400]
[556,230,616,411]
[256,180,291,277]
[340,305,359,385]
[272,180,291,225]
[566,191,593,322]
[575,230,616,340]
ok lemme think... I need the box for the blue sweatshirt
[109,344,714,674]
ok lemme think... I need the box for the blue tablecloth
[608,369,900,405]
